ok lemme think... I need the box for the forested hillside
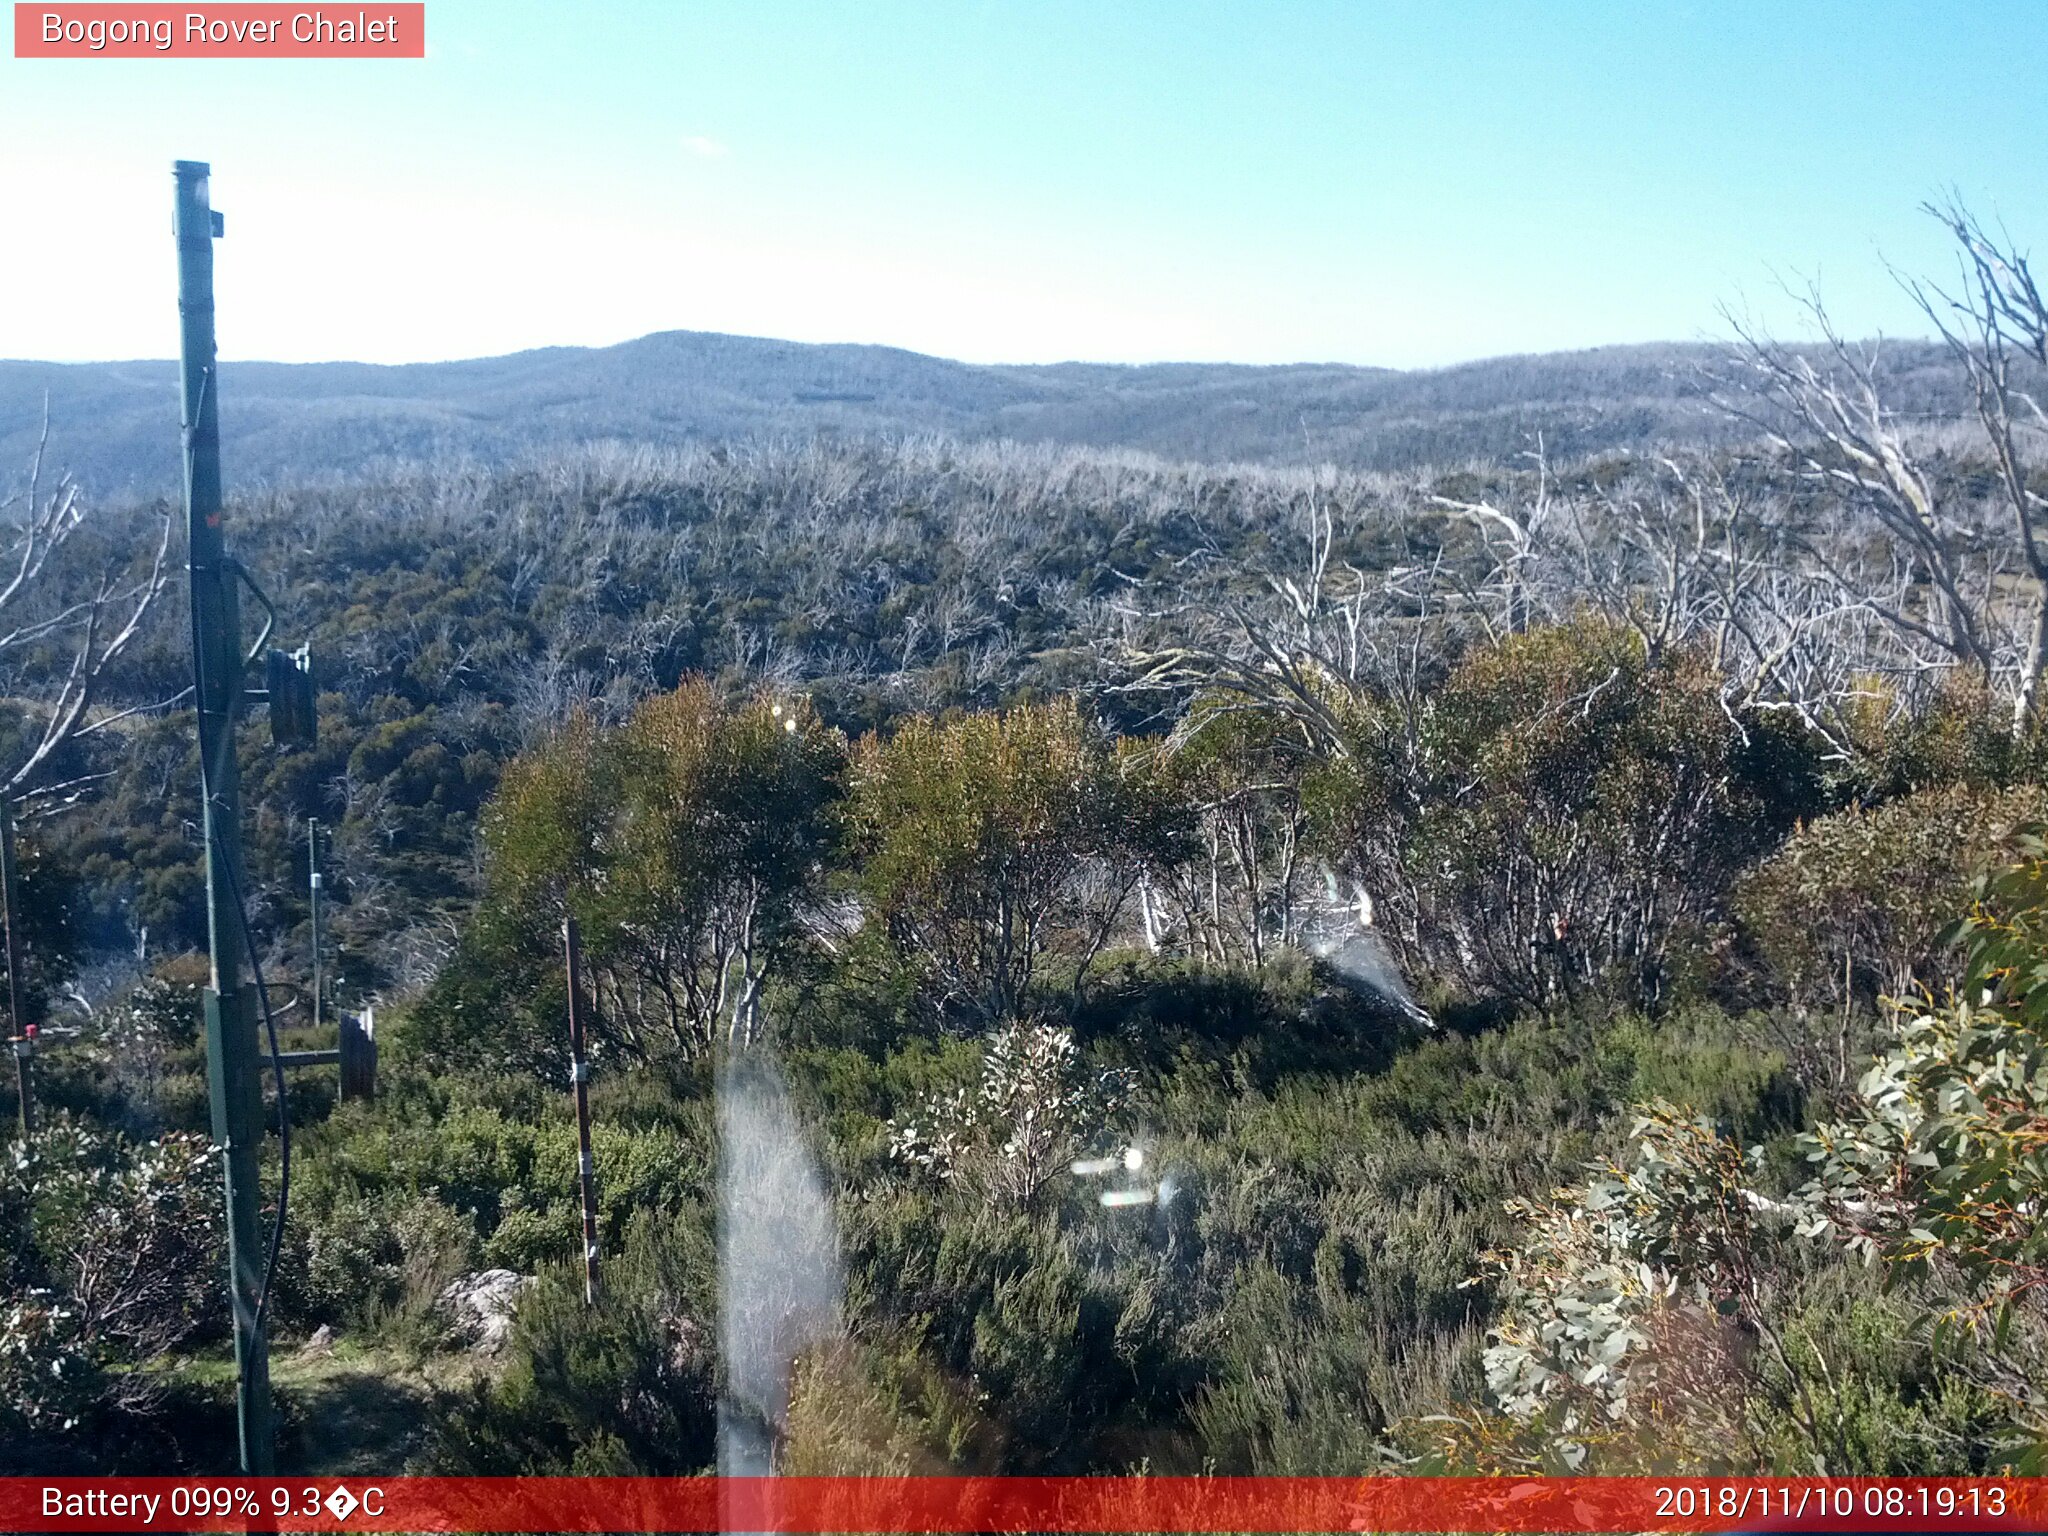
[2,213,2045,1479]
[0,330,1969,498]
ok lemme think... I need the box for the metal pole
[308,818,322,1034]
[338,1005,377,1102]
[563,916,601,1305]
[177,159,273,1474]
[2,798,31,1139]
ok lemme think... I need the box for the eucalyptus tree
[846,697,1169,1026]
[470,680,844,1062]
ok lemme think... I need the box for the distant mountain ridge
[0,328,1960,498]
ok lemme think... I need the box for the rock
[663,1307,711,1377]
[436,1268,535,1354]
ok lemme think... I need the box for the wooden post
[2,798,31,1140]
[563,916,601,1304]
[338,1006,377,1102]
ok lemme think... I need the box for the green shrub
[842,1192,1175,1471]
[412,681,844,1070]
[1734,782,2048,1005]
[1839,676,2047,800]
[278,1188,478,1336]
[888,1021,1132,1209]
[846,698,1165,1026]
[427,1212,717,1474]
[1747,1270,2019,1475]
[1324,619,1806,1009]
[1793,840,2048,1461]
[0,1115,222,1461]
[1073,950,1404,1087]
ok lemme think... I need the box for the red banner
[2,1476,2042,1533]
[13,4,424,57]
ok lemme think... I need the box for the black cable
[219,850,290,1336]
[185,360,290,1338]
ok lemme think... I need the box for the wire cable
[185,359,291,1340]
[219,850,290,1336]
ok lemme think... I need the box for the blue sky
[2,1,2041,367]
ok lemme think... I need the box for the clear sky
[2,1,2042,369]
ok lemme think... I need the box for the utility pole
[563,916,601,1304]
[2,798,31,1139]
[308,818,322,1034]
[272,818,377,1100]
[177,159,274,1475]
[172,161,319,1474]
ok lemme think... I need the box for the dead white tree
[1430,437,1558,640]
[1116,473,1438,758]
[0,405,174,801]
[1565,458,1874,754]
[1714,294,1999,703]
[1423,443,1876,754]
[1907,197,2048,735]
